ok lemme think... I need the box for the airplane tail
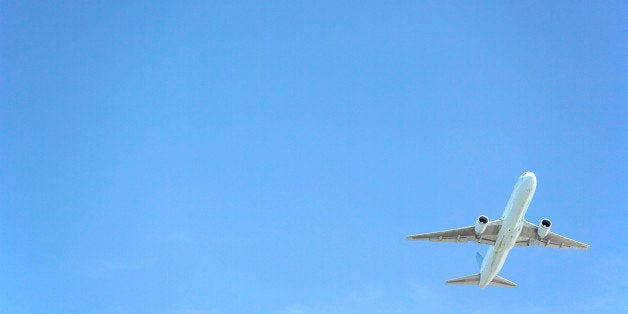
[445,274,517,288]
[475,252,483,269]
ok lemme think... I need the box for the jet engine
[474,215,489,235]
[537,219,552,238]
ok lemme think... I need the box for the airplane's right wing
[406,220,502,245]
[516,220,590,249]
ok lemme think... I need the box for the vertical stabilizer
[475,252,483,269]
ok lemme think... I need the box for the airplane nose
[520,171,537,187]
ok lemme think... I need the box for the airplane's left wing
[516,220,590,249]
[406,220,502,245]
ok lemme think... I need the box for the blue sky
[1,2,626,313]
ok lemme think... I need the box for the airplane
[406,171,589,288]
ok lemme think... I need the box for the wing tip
[573,242,590,250]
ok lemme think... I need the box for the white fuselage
[479,172,537,288]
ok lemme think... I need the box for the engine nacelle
[474,215,489,235]
[537,219,552,238]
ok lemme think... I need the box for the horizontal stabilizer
[445,274,517,288]
[445,274,481,285]
[491,275,517,288]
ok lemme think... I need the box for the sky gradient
[1,2,626,313]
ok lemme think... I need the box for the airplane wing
[406,220,502,245]
[515,220,590,249]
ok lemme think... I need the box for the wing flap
[406,220,502,245]
[517,221,590,249]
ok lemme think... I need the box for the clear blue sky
[1,2,626,313]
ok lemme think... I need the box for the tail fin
[475,252,483,269]
[445,274,517,288]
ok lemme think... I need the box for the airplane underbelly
[492,240,510,267]
[484,224,521,281]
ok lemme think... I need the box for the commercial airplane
[406,172,589,288]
